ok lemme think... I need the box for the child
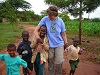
[0,44,31,75]
[30,25,49,75]
[17,31,33,75]
[66,36,83,75]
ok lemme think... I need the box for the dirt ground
[0,24,100,75]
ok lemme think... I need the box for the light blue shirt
[0,54,27,75]
[38,16,66,48]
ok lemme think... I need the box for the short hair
[39,25,47,31]
[7,44,16,49]
[46,5,58,16]
[22,31,29,36]
[72,36,79,41]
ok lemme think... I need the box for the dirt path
[0,24,100,75]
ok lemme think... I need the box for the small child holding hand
[65,36,84,75]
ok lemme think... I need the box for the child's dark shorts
[23,61,33,74]
[69,58,79,70]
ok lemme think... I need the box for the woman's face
[48,14,56,20]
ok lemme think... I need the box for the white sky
[0,0,100,19]
[25,0,100,19]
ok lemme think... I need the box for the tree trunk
[79,0,82,45]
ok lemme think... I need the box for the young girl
[30,25,49,75]
[66,36,83,75]
[0,44,31,75]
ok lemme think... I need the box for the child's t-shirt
[0,54,27,75]
[17,41,32,62]
[67,45,80,61]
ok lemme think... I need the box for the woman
[34,5,68,75]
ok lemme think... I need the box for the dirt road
[0,24,100,75]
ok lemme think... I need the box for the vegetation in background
[0,23,24,50]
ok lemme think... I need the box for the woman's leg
[48,48,55,75]
[54,46,64,75]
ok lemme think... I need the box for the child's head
[22,31,29,42]
[7,44,16,57]
[72,36,79,47]
[39,25,47,37]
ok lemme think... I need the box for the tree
[58,11,70,22]
[6,0,31,10]
[0,0,31,23]
[40,10,47,18]
[45,0,100,44]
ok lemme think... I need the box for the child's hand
[28,69,32,75]
[64,48,68,53]
[21,46,26,50]
[36,38,43,44]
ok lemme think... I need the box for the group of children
[0,25,84,75]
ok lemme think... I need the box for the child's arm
[0,54,5,61]
[19,57,32,74]
[78,47,85,55]
[17,44,26,55]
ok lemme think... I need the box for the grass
[19,21,39,25]
[65,20,100,36]
[0,23,24,50]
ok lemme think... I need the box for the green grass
[65,20,100,36]
[19,21,39,25]
[0,23,24,50]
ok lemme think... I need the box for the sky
[24,0,100,19]
[0,0,100,19]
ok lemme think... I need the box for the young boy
[17,31,33,75]
[0,44,31,75]
[30,25,49,75]
[66,36,83,75]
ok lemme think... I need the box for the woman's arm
[61,32,68,49]
[61,31,68,44]
[34,25,41,39]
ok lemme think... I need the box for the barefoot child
[17,31,33,75]
[66,36,83,75]
[0,44,31,75]
[30,25,49,75]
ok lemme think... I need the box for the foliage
[40,10,47,18]
[91,18,100,22]
[58,11,70,22]
[65,20,100,36]
[0,23,24,50]
[6,0,31,10]
[19,21,39,25]
[0,0,32,24]
[45,0,100,17]
[17,10,41,22]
